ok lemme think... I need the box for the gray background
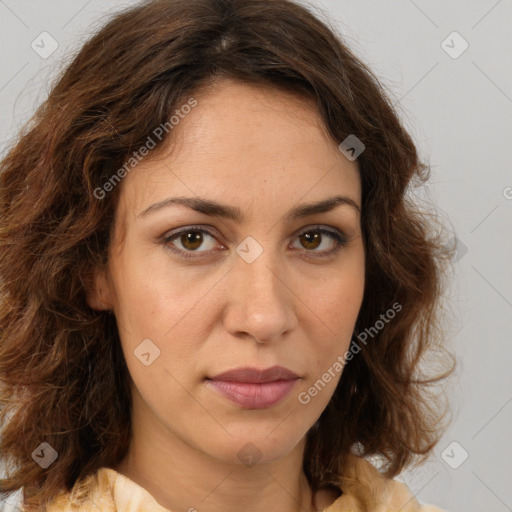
[1,1,511,511]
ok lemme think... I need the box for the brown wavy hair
[0,0,455,508]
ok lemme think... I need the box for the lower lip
[206,379,298,409]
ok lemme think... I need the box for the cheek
[109,246,200,336]
[295,270,364,413]
[309,262,364,331]
[109,251,215,386]
[304,261,365,367]
[111,268,204,422]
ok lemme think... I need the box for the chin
[199,429,304,467]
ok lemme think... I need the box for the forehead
[115,79,360,229]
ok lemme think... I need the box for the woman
[0,0,454,510]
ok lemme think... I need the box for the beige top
[34,455,445,512]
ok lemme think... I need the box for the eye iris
[181,231,203,250]
[300,231,321,250]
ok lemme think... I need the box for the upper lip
[208,365,299,383]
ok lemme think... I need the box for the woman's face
[90,80,365,465]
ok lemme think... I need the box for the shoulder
[29,467,168,512]
[25,468,118,512]
[28,460,445,512]
[324,454,446,512]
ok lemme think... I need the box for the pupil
[182,232,202,250]
[302,232,320,249]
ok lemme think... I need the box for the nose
[222,249,298,344]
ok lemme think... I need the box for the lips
[205,365,300,409]
[209,365,299,383]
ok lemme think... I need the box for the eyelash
[162,225,348,259]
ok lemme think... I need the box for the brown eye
[180,231,203,251]
[164,227,221,256]
[292,227,348,257]
[299,231,322,250]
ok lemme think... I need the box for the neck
[114,391,323,512]
[116,437,317,512]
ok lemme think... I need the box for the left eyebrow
[138,194,360,221]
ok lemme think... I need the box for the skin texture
[87,79,365,512]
